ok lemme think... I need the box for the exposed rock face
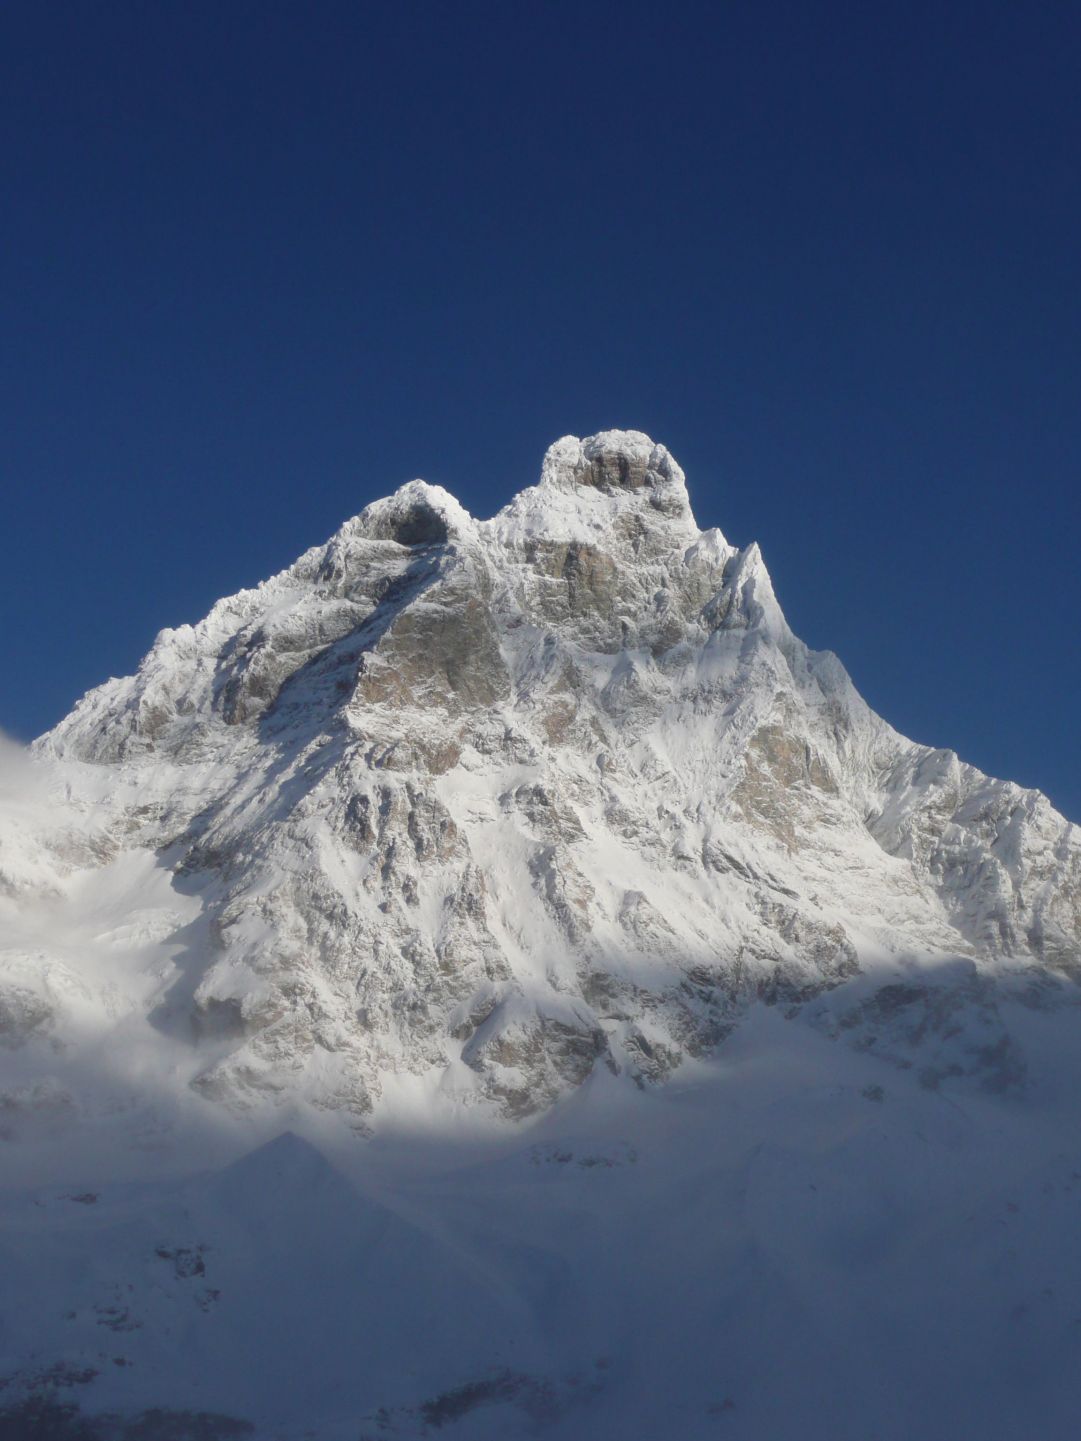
[8,429,1080,1127]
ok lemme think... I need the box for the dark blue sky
[2,2,1079,818]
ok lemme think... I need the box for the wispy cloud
[0,728,55,809]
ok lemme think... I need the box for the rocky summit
[4,429,1077,1137]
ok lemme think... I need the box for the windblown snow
[2,431,1079,1440]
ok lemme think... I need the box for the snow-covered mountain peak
[491,429,700,546]
[7,431,1081,1146]
[354,478,475,547]
[538,429,688,503]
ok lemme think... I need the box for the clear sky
[2,1,1079,819]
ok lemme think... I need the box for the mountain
[14,429,1081,1126]
[2,431,1080,1439]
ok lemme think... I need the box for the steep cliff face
[5,430,1080,1136]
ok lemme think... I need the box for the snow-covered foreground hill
[5,1014,1081,1440]
[2,431,1080,1438]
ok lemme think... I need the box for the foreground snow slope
[2,431,1079,1438]
[5,1010,1081,1441]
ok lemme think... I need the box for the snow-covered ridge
[4,429,1079,1141]
[40,431,725,764]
